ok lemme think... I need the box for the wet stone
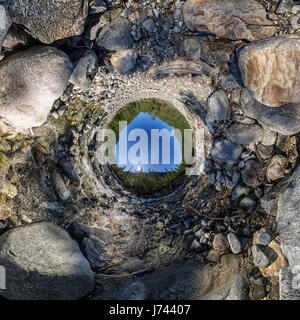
[208,90,230,122]
[252,245,270,268]
[211,139,242,163]
[229,123,262,145]
[227,232,243,254]
[257,232,272,246]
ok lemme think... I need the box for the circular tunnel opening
[107,98,193,195]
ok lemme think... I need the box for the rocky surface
[0,222,94,300]
[277,164,300,299]
[4,0,89,44]
[0,5,12,53]
[239,34,300,107]
[0,0,298,301]
[183,0,278,41]
[0,46,73,131]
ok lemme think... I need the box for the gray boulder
[208,90,230,121]
[0,222,94,300]
[4,0,88,44]
[229,123,262,145]
[0,46,73,131]
[69,50,98,90]
[240,88,300,135]
[96,18,134,51]
[183,0,277,41]
[211,138,242,163]
[0,4,12,52]
[277,165,300,276]
[277,165,300,299]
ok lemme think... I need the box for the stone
[277,165,300,276]
[208,90,230,121]
[266,155,287,181]
[183,36,236,65]
[58,159,81,185]
[0,222,5,235]
[96,18,134,51]
[259,238,287,278]
[89,0,107,14]
[69,50,98,90]
[183,0,277,41]
[81,236,111,270]
[110,49,138,75]
[276,0,295,14]
[212,233,229,252]
[68,222,113,244]
[279,266,300,300]
[0,222,94,300]
[51,170,70,201]
[5,0,89,44]
[261,128,277,147]
[190,239,201,250]
[259,190,279,216]
[242,159,264,187]
[0,4,12,52]
[252,245,270,268]
[142,19,157,33]
[239,34,300,107]
[232,184,251,199]
[239,196,256,208]
[0,46,73,131]
[257,144,274,160]
[211,138,242,163]
[2,24,27,50]
[229,123,262,145]
[240,88,300,135]
[257,232,272,246]
[227,233,242,254]
[219,74,239,91]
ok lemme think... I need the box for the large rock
[4,0,88,44]
[239,34,300,107]
[240,88,300,135]
[211,138,242,163]
[96,18,134,51]
[183,0,277,41]
[229,123,262,145]
[0,46,73,131]
[0,4,12,52]
[0,222,94,300]
[277,165,300,299]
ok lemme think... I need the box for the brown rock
[183,0,277,41]
[239,34,300,107]
[253,229,287,277]
[212,233,229,252]
[266,155,287,181]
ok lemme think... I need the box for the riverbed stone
[4,0,89,44]
[239,34,300,107]
[229,123,262,145]
[0,46,73,131]
[96,18,134,51]
[227,233,242,254]
[208,90,230,121]
[240,88,300,136]
[266,155,287,181]
[242,159,264,187]
[183,0,277,41]
[0,5,12,52]
[0,222,94,300]
[211,139,242,163]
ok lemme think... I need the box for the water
[115,112,182,173]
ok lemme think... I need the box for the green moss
[108,99,192,195]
